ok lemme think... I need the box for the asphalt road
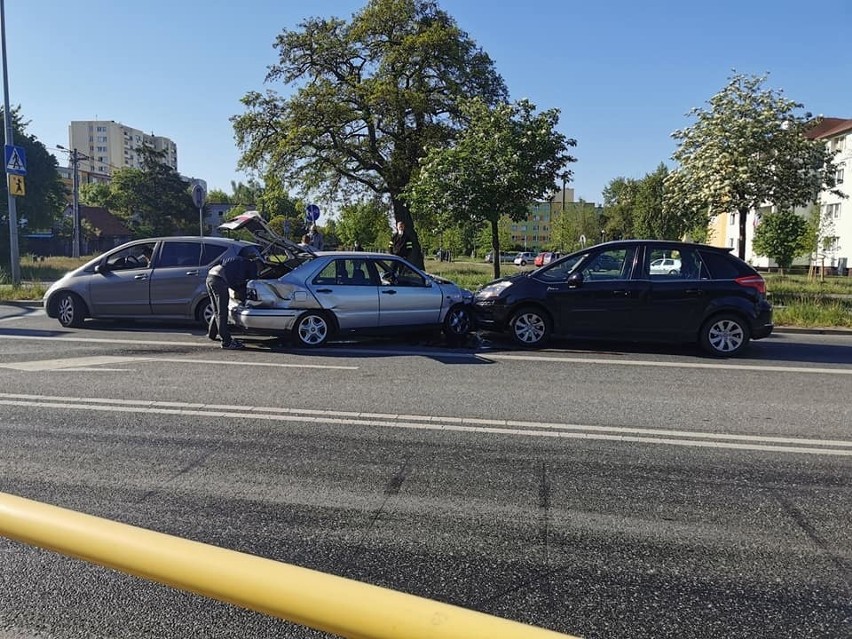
[0,305,850,639]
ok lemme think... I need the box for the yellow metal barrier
[0,492,578,639]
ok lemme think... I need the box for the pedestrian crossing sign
[5,144,27,176]
[8,174,25,197]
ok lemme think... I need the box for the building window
[728,238,734,248]
[823,236,839,253]
[824,203,841,219]
[836,165,845,184]
[96,126,106,132]
[96,146,107,152]
[729,214,735,225]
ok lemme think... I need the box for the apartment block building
[710,117,851,274]
[68,120,178,177]
[510,186,575,250]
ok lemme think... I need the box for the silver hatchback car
[43,236,256,327]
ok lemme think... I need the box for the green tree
[476,216,513,258]
[232,0,507,269]
[665,73,841,259]
[551,201,602,252]
[601,177,638,240]
[0,108,66,268]
[752,208,809,273]
[105,146,197,237]
[79,182,113,208]
[404,97,575,278]
[336,199,392,250]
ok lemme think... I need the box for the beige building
[68,120,177,177]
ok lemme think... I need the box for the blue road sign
[306,204,321,221]
[5,145,27,176]
[191,183,206,209]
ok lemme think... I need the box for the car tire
[443,304,474,345]
[699,313,751,357]
[509,306,551,348]
[54,292,86,328]
[196,297,215,327]
[293,311,331,347]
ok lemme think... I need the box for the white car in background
[513,252,537,267]
[650,257,682,274]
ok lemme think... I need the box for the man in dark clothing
[205,245,261,350]
[390,220,413,261]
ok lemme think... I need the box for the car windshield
[535,253,586,282]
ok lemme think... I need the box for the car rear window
[698,250,754,279]
[201,242,229,265]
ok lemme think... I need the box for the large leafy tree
[335,199,392,250]
[0,108,66,268]
[752,208,809,273]
[232,0,507,269]
[92,146,197,237]
[551,201,603,252]
[665,73,841,259]
[404,98,575,278]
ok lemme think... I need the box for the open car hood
[218,210,316,262]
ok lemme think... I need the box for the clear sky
[6,0,851,212]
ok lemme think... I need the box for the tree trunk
[737,207,748,260]
[491,218,501,280]
[391,196,424,269]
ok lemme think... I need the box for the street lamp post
[57,145,87,258]
[1,0,20,284]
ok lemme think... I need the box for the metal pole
[71,150,80,258]
[0,0,20,284]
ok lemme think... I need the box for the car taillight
[735,275,766,295]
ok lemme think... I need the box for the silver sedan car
[230,252,475,347]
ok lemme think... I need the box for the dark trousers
[206,275,233,345]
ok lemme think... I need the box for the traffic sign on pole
[5,144,26,176]
[306,204,321,221]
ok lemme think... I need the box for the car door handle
[316,288,333,293]
[611,289,630,296]
[684,288,704,296]
[134,274,148,281]
[381,290,397,295]
[185,270,199,276]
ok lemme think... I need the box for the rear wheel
[699,313,750,357]
[55,292,86,328]
[509,306,551,348]
[443,304,474,345]
[196,297,215,328]
[293,311,331,347]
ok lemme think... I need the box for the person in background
[307,224,324,250]
[353,240,363,252]
[205,245,262,350]
[390,220,413,261]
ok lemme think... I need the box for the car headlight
[475,281,512,300]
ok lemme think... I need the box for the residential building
[709,117,851,274]
[68,120,178,177]
[510,186,575,250]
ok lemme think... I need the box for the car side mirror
[94,263,109,274]
[567,272,584,288]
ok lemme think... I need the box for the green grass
[2,255,851,328]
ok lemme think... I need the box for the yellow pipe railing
[0,492,578,639]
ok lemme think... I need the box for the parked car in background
[513,252,537,267]
[231,252,475,347]
[484,251,515,264]
[650,257,682,274]
[534,252,562,267]
[473,240,773,356]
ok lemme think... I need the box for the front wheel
[196,297,215,327]
[699,313,750,357]
[443,304,474,345]
[509,306,551,348]
[293,311,331,347]
[55,292,86,328]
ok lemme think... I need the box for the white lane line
[0,355,357,372]
[0,393,848,457]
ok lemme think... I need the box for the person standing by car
[205,245,262,350]
[390,220,413,261]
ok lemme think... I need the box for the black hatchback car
[473,240,773,356]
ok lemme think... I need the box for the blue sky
[7,0,851,212]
